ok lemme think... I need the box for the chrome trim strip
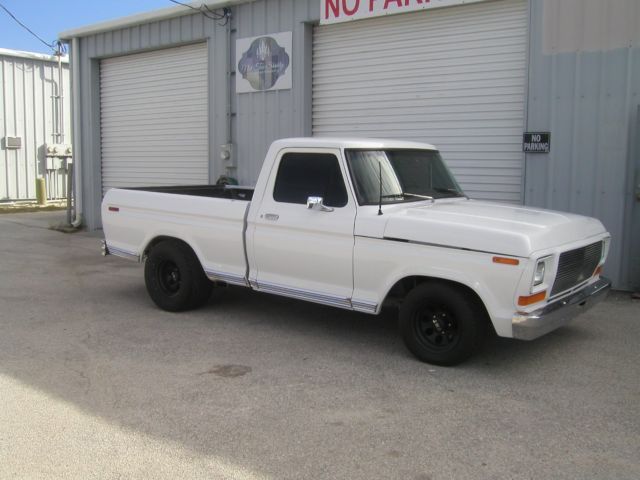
[351,299,378,314]
[107,245,140,262]
[255,281,379,314]
[256,281,353,310]
[205,269,248,287]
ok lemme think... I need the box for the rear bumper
[512,277,611,340]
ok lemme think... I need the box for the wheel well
[386,276,490,322]
[143,236,195,260]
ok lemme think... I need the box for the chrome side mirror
[307,196,334,212]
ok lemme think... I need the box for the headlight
[533,260,546,286]
[599,239,609,265]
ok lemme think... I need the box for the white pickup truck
[102,138,611,365]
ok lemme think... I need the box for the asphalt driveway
[0,211,638,479]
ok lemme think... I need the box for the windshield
[345,149,465,205]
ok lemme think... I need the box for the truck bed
[102,185,252,285]
[126,185,254,201]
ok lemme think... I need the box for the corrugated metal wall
[70,0,640,290]
[525,0,640,289]
[232,0,318,184]
[0,52,71,201]
[312,0,528,203]
[71,13,228,230]
[72,0,318,230]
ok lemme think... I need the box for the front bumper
[512,277,611,340]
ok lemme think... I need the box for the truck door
[250,148,356,308]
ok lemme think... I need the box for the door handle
[263,213,279,221]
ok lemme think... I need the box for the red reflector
[108,206,119,212]
[594,265,603,276]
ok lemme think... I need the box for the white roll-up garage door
[313,0,528,203]
[100,43,209,194]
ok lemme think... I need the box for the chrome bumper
[512,277,611,340]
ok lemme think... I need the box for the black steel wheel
[413,305,461,352]
[144,240,212,312]
[399,283,486,366]
[157,259,182,296]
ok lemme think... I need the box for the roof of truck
[272,137,438,151]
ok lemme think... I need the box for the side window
[273,153,348,208]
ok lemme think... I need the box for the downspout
[223,7,236,180]
[57,49,64,143]
[71,36,83,227]
[226,9,232,149]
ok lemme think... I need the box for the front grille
[551,241,602,296]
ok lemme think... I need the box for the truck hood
[383,199,606,257]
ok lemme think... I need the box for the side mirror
[307,196,334,212]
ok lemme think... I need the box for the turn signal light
[518,290,547,306]
[493,256,520,266]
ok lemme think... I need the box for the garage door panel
[312,95,525,110]
[314,38,527,60]
[313,56,527,78]
[314,71,527,88]
[100,91,208,108]
[101,78,208,95]
[101,55,208,75]
[313,103,525,118]
[100,43,208,195]
[313,0,527,203]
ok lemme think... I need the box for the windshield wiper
[432,187,465,197]
[381,192,434,201]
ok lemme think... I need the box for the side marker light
[493,256,520,266]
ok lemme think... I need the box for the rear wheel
[399,283,486,366]
[144,240,212,312]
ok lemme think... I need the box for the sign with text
[236,32,292,93]
[523,132,550,154]
[321,0,488,25]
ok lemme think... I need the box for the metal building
[0,49,71,201]
[60,0,640,290]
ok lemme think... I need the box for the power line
[168,1,230,25]
[0,2,57,52]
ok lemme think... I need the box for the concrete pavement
[0,211,638,479]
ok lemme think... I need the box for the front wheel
[144,240,212,312]
[399,283,487,366]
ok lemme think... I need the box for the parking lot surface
[0,212,638,479]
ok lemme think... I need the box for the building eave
[0,48,69,63]
[59,0,254,40]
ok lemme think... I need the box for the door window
[273,153,348,207]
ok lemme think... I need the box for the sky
[0,0,178,55]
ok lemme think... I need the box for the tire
[144,240,212,312]
[399,283,487,366]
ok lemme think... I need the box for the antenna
[378,161,383,216]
